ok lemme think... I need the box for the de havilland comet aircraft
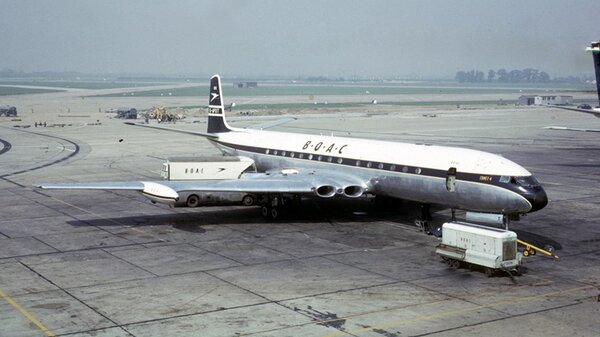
[36,75,548,223]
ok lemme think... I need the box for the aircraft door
[446,167,457,192]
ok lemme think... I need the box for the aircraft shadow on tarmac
[66,198,428,230]
[65,197,562,251]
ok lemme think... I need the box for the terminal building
[518,95,573,106]
[233,81,258,88]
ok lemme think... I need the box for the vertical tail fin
[207,74,232,133]
[588,41,600,106]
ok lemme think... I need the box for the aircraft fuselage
[211,128,548,214]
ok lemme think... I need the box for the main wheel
[186,195,200,207]
[270,207,279,220]
[261,206,270,218]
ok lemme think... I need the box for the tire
[261,206,270,218]
[523,249,530,257]
[270,207,279,220]
[186,195,200,208]
[242,195,255,206]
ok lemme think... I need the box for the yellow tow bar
[518,239,559,259]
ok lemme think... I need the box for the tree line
[455,68,551,83]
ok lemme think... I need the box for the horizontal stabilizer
[124,122,218,138]
[247,117,298,130]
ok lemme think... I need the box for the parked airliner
[36,75,548,221]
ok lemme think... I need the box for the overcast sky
[1,0,598,78]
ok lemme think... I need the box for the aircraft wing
[550,106,600,118]
[544,126,600,133]
[34,170,370,202]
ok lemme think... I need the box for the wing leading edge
[34,170,370,205]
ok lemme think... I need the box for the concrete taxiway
[0,89,599,336]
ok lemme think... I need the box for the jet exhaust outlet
[315,185,336,198]
[343,185,364,198]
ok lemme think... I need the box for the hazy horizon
[1,1,599,79]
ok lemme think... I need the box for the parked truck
[161,156,257,207]
[0,105,17,117]
[117,107,137,119]
[435,221,522,275]
[161,156,255,181]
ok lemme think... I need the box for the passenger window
[499,176,510,183]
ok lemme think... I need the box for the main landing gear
[259,194,300,220]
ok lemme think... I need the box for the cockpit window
[514,176,540,187]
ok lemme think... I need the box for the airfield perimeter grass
[171,100,518,111]
[92,81,590,98]
[0,86,63,96]
[0,80,167,90]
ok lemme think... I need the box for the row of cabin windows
[264,149,423,174]
[185,168,202,174]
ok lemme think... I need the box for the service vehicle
[435,221,522,275]
[161,156,257,207]
[0,105,17,117]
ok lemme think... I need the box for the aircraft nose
[526,187,548,212]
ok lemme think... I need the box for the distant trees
[455,70,485,83]
[455,68,551,83]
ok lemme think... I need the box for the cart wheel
[523,249,530,257]
[530,249,536,256]
[242,195,255,206]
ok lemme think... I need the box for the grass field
[0,80,167,90]
[0,86,63,96]
[92,81,590,98]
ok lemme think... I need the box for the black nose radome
[527,187,548,212]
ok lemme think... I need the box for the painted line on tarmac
[0,289,55,337]
[321,285,595,337]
